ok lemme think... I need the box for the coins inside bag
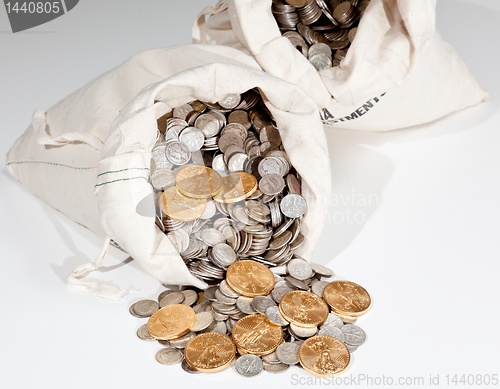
[272,0,371,70]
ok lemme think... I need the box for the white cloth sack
[193,0,488,131]
[6,44,331,300]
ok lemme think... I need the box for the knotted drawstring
[32,109,104,150]
[66,237,126,301]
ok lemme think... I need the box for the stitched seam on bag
[94,177,149,188]
[97,168,150,177]
[6,161,97,169]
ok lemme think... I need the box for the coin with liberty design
[279,290,329,328]
[226,260,275,297]
[147,304,196,340]
[184,332,236,372]
[232,314,283,356]
[298,335,350,377]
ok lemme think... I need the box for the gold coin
[147,304,197,340]
[175,165,223,199]
[335,312,358,323]
[279,291,329,328]
[159,186,207,222]
[232,314,283,356]
[322,280,371,317]
[298,335,350,377]
[184,332,236,373]
[213,172,258,203]
[197,292,207,304]
[226,260,275,297]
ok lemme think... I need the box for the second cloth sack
[193,0,488,131]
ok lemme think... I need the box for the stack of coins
[130,260,371,377]
[271,0,371,71]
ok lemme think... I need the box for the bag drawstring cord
[66,237,126,301]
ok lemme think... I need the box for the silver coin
[258,157,285,177]
[219,279,241,298]
[286,174,301,195]
[211,301,237,313]
[280,194,307,218]
[263,362,290,374]
[212,154,230,176]
[236,296,258,314]
[246,200,271,217]
[265,306,289,326]
[170,332,196,349]
[228,110,251,130]
[151,170,176,191]
[228,152,248,173]
[311,280,330,297]
[179,126,205,152]
[166,122,186,141]
[159,292,185,307]
[200,228,226,246]
[271,265,288,276]
[136,324,155,341]
[157,290,172,303]
[181,289,198,306]
[210,320,228,334]
[262,351,280,364]
[251,296,276,314]
[321,313,344,329]
[169,331,195,348]
[271,284,294,303]
[200,200,217,219]
[287,258,313,280]
[212,243,237,267]
[310,262,334,278]
[195,112,222,137]
[341,324,366,346]
[215,288,238,305]
[309,52,332,71]
[269,230,293,250]
[259,126,282,146]
[203,286,219,302]
[173,104,194,120]
[155,348,184,365]
[218,93,241,109]
[182,359,201,374]
[345,343,359,353]
[285,275,309,290]
[276,342,300,365]
[289,323,317,338]
[193,300,211,313]
[157,339,172,347]
[131,300,159,317]
[318,325,346,342]
[165,141,191,165]
[235,354,263,377]
[259,174,285,196]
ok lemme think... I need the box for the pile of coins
[271,0,371,71]
[151,89,308,282]
[130,261,371,377]
[132,90,371,377]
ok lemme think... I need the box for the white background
[1,1,499,388]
